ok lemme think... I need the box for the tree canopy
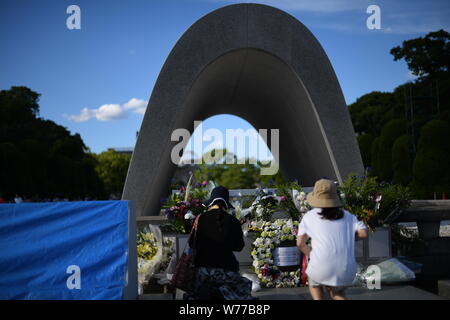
[349,29,450,199]
[94,150,131,197]
[0,86,104,200]
[390,29,450,79]
[192,148,285,190]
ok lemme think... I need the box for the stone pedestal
[356,227,391,263]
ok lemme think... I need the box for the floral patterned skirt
[187,267,255,300]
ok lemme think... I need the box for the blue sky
[1,0,449,157]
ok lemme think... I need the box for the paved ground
[253,285,446,300]
[142,266,448,300]
[141,284,446,300]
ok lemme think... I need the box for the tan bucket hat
[307,179,342,208]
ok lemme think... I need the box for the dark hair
[318,207,344,220]
[208,199,228,234]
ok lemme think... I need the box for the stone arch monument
[122,4,364,216]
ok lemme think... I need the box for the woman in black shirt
[188,186,254,300]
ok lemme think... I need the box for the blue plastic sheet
[0,201,130,300]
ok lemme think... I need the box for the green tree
[377,119,407,182]
[357,133,374,168]
[348,30,450,197]
[0,86,40,126]
[349,91,399,136]
[94,150,131,196]
[369,137,381,177]
[0,86,103,199]
[390,29,450,79]
[0,142,25,196]
[193,149,285,189]
[412,120,450,199]
[392,135,411,186]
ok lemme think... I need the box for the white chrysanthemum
[256,206,264,217]
[184,211,195,219]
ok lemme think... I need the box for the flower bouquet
[338,174,412,230]
[137,225,163,293]
[137,225,175,294]
[250,189,279,221]
[161,176,213,234]
[275,181,310,220]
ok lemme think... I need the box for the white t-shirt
[297,208,367,286]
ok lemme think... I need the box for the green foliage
[377,119,407,181]
[390,29,450,79]
[274,181,307,220]
[193,149,285,189]
[94,150,131,196]
[391,135,411,186]
[369,137,381,176]
[0,86,40,125]
[348,30,450,196]
[0,86,103,199]
[412,120,450,199]
[349,91,400,136]
[339,174,379,228]
[339,174,412,230]
[378,183,413,224]
[357,133,374,167]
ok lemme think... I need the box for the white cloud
[67,107,93,123]
[66,98,148,122]
[123,98,147,115]
[95,104,126,121]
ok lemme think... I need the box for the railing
[394,200,450,239]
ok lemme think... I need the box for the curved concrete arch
[123,4,363,216]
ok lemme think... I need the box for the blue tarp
[0,201,129,300]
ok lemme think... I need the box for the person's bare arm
[355,228,369,240]
[296,234,311,257]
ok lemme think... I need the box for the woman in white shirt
[297,179,368,300]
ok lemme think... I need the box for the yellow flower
[142,232,154,241]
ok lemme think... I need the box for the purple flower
[165,208,175,220]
